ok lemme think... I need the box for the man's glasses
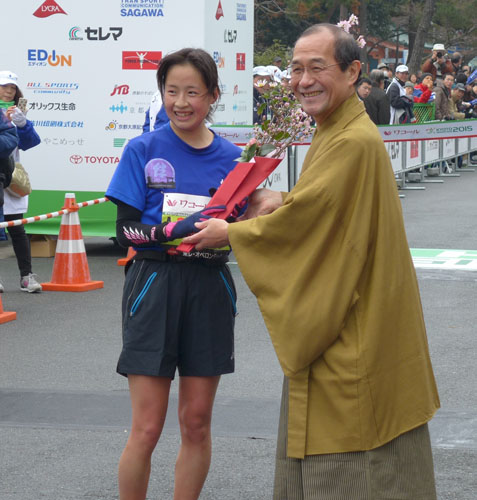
[290,63,341,79]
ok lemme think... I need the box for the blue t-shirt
[106,122,241,236]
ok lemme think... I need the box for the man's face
[453,89,464,100]
[396,71,409,82]
[290,29,360,125]
[443,75,454,90]
[462,66,470,76]
[433,50,444,61]
[357,82,372,99]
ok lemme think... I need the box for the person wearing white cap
[0,70,42,293]
[386,64,415,124]
[253,66,271,124]
[421,43,453,81]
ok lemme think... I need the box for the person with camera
[0,108,18,245]
[421,44,454,81]
[0,70,42,293]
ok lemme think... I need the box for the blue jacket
[0,110,18,158]
[16,119,41,151]
[142,104,169,134]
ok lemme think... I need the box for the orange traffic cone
[117,247,136,266]
[0,295,16,324]
[41,193,104,292]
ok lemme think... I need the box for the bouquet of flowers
[176,81,313,253]
[240,81,313,161]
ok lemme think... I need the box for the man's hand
[182,218,229,250]
[163,205,225,240]
[237,188,283,221]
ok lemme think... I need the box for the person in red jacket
[413,73,434,103]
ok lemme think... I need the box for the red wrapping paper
[176,155,282,253]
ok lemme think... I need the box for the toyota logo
[70,154,83,164]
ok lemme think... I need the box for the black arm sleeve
[115,200,168,248]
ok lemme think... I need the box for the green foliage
[254,39,290,67]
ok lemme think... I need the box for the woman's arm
[115,200,168,247]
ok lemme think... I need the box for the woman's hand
[182,218,229,250]
[237,188,283,221]
[6,107,27,128]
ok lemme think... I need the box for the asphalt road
[1,163,476,499]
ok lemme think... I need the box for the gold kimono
[228,94,440,459]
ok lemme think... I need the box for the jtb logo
[111,84,130,96]
[33,0,67,18]
[28,49,72,67]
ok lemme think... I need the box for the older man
[185,23,439,500]
[387,64,414,123]
[435,73,455,120]
[364,69,390,124]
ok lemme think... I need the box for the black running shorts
[117,258,236,378]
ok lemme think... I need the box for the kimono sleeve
[229,134,378,376]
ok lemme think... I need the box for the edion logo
[33,0,67,18]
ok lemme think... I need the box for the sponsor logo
[216,0,224,20]
[69,27,83,41]
[122,51,162,70]
[224,29,237,43]
[236,53,246,71]
[85,27,123,41]
[26,82,79,95]
[120,0,165,17]
[42,137,85,146]
[236,2,246,21]
[28,49,72,67]
[70,155,120,165]
[233,84,246,95]
[110,102,128,114]
[29,102,76,111]
[33,0,67,18]
[69,27,123,41]
[105,120,142,131]
[232,101,247,112]
[111,84,130,96]
[213,51,225,68]
[410,141,419,159]
[113,138,128,148]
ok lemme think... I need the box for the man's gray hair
[369,69,385,84]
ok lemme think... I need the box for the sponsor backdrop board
[1,0,253,235]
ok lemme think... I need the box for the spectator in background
[356,77,372,101]
[0,70,42,293]
[450,52,463,76]
[387,64,414,124]
[253,66,271,124]
[421,43,454,81]
[450,83,467,120]
[434,73,455,120]
[410,73,418,84]
[0,109,18,243]
[413,72,434,103]
[364,69,390,125]
[435,73,454,120]
[142,90,169,133]
[377,62,392,90]
[273,56,283,69]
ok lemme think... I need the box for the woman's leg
[174,376,220,500]
[5,214,32,277]
[119,375,172,500]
